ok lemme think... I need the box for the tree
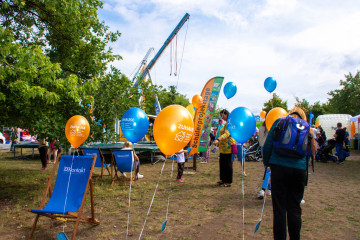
[262,93,288,112]
[0,0,130,147]
[294,97,328,123]
[327,71,360,116]
[309,101,327,119]
[156,85,190,111]
[295,97,310,114]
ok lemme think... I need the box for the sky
[98,0,360,114]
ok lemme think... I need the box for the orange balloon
[265,107,287,131]
[153,105,194,155]
[65,115,90,148]
[260,110,266,119]
[192,94,203,109]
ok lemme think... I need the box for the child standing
[176,148,188,182]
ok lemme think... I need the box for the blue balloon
[121,108,149,143]
[227,107,256,144]
[264,77,277,93]
[223,82,237,99]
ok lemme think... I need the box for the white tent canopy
[316,114,352,139]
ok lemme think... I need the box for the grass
[0,148,360,239]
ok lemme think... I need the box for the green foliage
[295,97,310,114]
[294,97,328,124]
[151,85,190,113]
[0,0,197,147]
[327,71,360,116]
[262,93,288,112]
[309,101,327,118]
[0,0,132,147]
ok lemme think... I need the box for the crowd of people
[22,106,353,239]
[207,107,352,239]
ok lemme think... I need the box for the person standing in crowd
[212,109,236,188]
[216,119,225,139]
[201,132,215,163]
[257,120,271,199]
[315,132,325,149]
[334,122,346,164]
[38,137,48,171]
[318,125,326,141]
[233,139,247,176]
[10,127,18,151]
[263,107,316,240]
[47,139,59,164]
[175,148,188,182]
[343,128,351,160]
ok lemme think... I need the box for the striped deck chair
[81,148,112,179]
[111,149,138,183]
[28,154,99,240]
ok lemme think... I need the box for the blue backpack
[273,114,311,159]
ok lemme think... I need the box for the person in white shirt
[176,148,188,182]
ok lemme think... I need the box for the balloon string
[165,156,175,222]
[138,158,167,239]
[62,149,76,233]
[241,144,245,240]
[126,153,135,239]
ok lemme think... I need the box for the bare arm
[133,152,139,162]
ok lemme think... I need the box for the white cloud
[99,0,360,114]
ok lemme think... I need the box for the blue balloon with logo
[223,82,237,99]
[227,107,256,144]
[121,108,149,143]
[264,77,277,93]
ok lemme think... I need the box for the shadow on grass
[0,168,50,205]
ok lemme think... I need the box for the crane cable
[175,19,189,89]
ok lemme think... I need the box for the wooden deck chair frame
[28,154,99,240]
[111,149,138,184]
[81,147,112,179]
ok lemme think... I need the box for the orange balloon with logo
[192,94,203,109]
[265,107,287,131]
[153,105,194,155]
[260,110,266,119]
[65,115,90,148]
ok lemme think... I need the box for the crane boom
[134,13,190,86]
[132,48,154,83]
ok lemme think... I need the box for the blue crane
[134,13,190,87]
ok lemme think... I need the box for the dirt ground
[0,148,360,239]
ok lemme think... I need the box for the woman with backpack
[263,107,316,240]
